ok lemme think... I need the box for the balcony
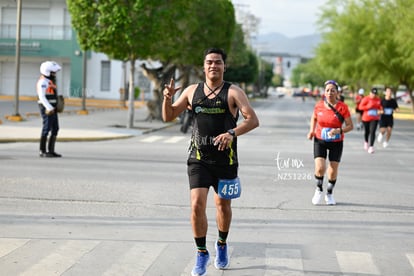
[1,24,72,40]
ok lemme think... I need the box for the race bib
[383,108,393,115]
[367,109,378,116]
[218,177,241,199]
[321,128,340,141]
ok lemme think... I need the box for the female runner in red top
[358,87,382,153]
[307,80,353,205]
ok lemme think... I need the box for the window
[100,61,110,91]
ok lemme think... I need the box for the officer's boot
[47,135,62,157]
[39,136,48,157]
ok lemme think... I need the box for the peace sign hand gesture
[163,78,181,100]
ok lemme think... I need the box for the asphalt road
[0,94,413,276]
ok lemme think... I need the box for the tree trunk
[141,63,176,121]
[401,83,414,113]
[177,65,192,95]
[127,59,136,128]
[407,85,414,113]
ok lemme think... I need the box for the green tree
[222,23,258,88]
[261,61,274,97]
[315,0,414,110]
[67,0,175,127]
[140,0,236,120]
[68,0,236,124]
[291,61,325,88]
[272,74,284,87]
[251,57,273,97]
[226,24,250,69]
[225,50,258,85]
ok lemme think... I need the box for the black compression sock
[195,237,207,252]
[315,175,324,191]
[327,179,336,194]
[218,230,228,244]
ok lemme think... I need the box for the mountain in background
[252,32,322,58]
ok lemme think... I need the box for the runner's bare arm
[162,78,190,122]
[230,86,259,136]
[308,112,316,140]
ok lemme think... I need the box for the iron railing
[0,24,72,40]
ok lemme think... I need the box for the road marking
[164,136,186,143]
[0,238,30,258]
[141,135,164,143]
[265,248,304,276]
[336,251,380,275]
[1,238,412,275]
[103,242,167,276]
[20,240,99,276]
[139,135,251,146]
[407,253,414,269]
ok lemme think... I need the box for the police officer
[37,61,62,157]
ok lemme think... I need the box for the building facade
[259,51,308,87]
[0,0,148,100]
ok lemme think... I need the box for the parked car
[396,91,412,104]
[293,88,312,97]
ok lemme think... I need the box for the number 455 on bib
[218,177,241,199]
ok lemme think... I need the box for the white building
[0,0,149,100]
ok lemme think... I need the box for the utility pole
[9,0,23,121]
[78,50,89,115]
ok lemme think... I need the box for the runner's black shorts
[313,137,343,162]
[379,115,394,128]
[187,159,238,193]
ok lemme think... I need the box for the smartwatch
[227,129,236,137]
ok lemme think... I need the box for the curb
[0,136,135,143]
[0,121,179,143]
[1,96,182,142]
[394,113,414,120]
[1,96,146,122]
[0,95,144,109]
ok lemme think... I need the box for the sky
[232,0,328,38]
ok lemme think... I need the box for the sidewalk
[0,97,177,143]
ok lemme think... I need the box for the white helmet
[358,88,365,95]
[40,61,61,77]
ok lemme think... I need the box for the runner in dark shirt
[377,87,399,148]
[162,48,259,275]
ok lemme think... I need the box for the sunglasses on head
[324,80,339,87]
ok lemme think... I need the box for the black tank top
[188,82,238,165]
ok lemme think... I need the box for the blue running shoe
[214,241,229,269]
[191,251,210,276]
